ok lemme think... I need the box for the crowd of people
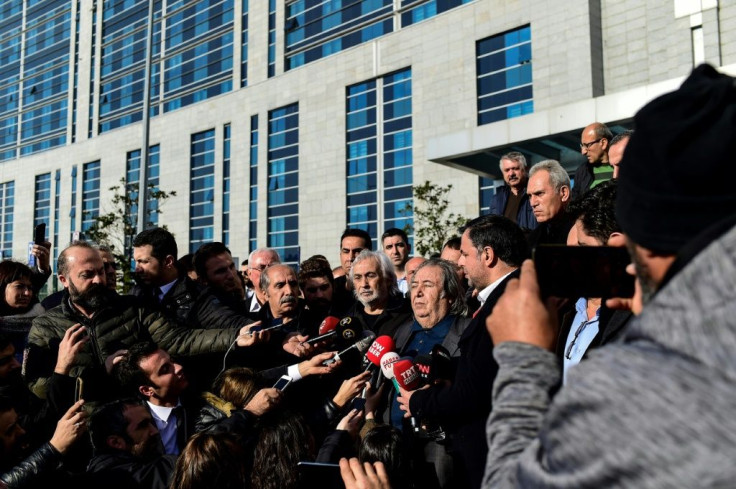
[0,64,734,489]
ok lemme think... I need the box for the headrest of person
[616,64,736,253]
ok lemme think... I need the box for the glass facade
[476,25,533,125]
[0,0,73,160]
[0,181,14,258]
[70,165,77,237]
[81,161,101,232]
[249,114,258,252]
[126,144,161,230]
[34,172,52,229]
[222,123,230,245]
[479,176,499,215]
[267,103,299,265]
[53,169,60,281]
[401,0,474,27]
[189,128,216,253]
[346,68,413,248]
[241,0,249,86]
[267,0,276,77]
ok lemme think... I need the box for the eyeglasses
[580,138,602,150]
[565,318,590,360]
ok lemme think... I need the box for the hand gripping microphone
[322,331,376,366]
[305,316,340,345]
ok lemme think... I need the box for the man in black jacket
[397,215,529,489]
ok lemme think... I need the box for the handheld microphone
[305,316,340,345]
[380,351,400,391]
[322,331,376,366]
[414,354,432,387]
[306,316,361,347]
[365,335,395,369]
[430,344,452,383]
[393,358,422,433]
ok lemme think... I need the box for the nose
[92,273,103,284]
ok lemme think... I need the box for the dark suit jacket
[409,269,519,489]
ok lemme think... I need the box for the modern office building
[0,0,734,281]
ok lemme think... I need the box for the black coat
[409,270,519,489]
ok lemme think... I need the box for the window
[268,0,276,77]
[53,169,60,287]
[81,161,100,232]
[222,123,230,245]
[241,0,249,86]
[268,104,299,265]
[400,0,474,28]
[249,115,259,251]
[476,25,533,126]
[70,165,77,237]
[189,128,216,252]
[126,144,161,232]
[0,181,14,259]
[34,173,52,228]
[346,68,413,249]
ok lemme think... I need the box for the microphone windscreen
[430,344,453,381]
[354,332,377,356]
[335,317,362,348]
[365,335,395,366]
[393,359,420,391]
[380,351,400,379]
[318,316,340,336]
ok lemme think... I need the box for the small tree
[403,181,466,256]
[84,178,176,292]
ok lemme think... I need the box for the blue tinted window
[189,128,216,252]
[82,161,101,232]
[249,114,259,251]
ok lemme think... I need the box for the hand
[397,385,417,418]
[244,387,281,416]
[49,400,88,454]
[336,409,364,439]
[104,349,128,374]
[340,458,392,489]
[297,351,340,378]
[333,371,371,408]
[364,382,385,417]
[237,323,270,347]
[605,263,644,315]
[282,333,313,357]
[31,241,52,273]
[54,324,88,375]
[485,260,559,351]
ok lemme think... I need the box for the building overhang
[427,66,736,178]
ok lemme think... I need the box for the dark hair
[193,242,232,280]
[460,215,529,267]
[213,367,261,407]
[567,180,621,244]
[112,341,159,396]
[177,253,195,273]
[169,432,250,489]
[89,398,144,453]
[132,227,178,262]
[0,261,34,315]
[442,236,460,251]
[381,228,408,245]
[0,396,14,414]
[340,228,373,251]
[0,333,10,351]
[58,240,97,277]
[251,411,314,489]
[240,259,248,267]
[358,425,410,489]
[298,256,334,289]
[610,129,633,147]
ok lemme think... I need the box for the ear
[139,385,155,399]
[481,246,496,268]
[606,232,626,247]
[163,255,176,270]
[600,138,609,151]
[58,273,69,289]
[559,186,571,203]
[106,435,127,451]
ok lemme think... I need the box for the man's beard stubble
[68,280,110,312]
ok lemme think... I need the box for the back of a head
[358,425,410,488]
[252,411,313,489]
[169,432,249,489]
[461,215,530,268]
[213,367,260,407]
[567,180,620,244]
[616,64,736,253]
[132,227,178,261]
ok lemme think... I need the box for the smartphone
[533,245,635,298]
[273,374,292,392]
[34,223,46,245]
[351,397,366,412]
[297,461,343,489]
[74,377,84,403]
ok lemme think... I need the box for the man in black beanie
[479,64,736,488]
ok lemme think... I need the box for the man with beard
[24,241,260,404]
[347,250,411,338]
[488,152,537,232]
[87,399,176,489]
[483,65,736,488]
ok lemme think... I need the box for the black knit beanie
[616,64,736,253]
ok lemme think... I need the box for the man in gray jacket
[483,64,736,488]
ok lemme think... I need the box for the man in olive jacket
[25,241,259,404]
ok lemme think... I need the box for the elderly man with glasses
[571,122,614,200]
